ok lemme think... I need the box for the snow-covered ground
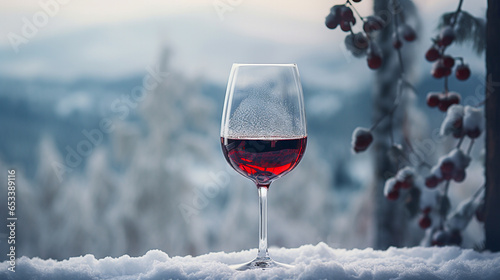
[2,243,499,280]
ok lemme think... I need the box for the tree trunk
[484,0,500,252]
[372,0,408,249]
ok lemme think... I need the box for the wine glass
[220,63,307,270]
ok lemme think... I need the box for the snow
[2,243,500,280]
[384,177,398,196]
[440,104,464,136]
[463,106,483,133]
[419,185,438,210]
[429,164,443,179]
[446,188,484,232]
[395,166,415,182]
[446,197,478,232]
[443,148,471,170]
[440,105,484,139]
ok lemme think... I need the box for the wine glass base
[230,256,293,271]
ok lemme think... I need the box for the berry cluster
[327,0,485,248]
[425,26,471,81]
[324,0,410,71]
[425,149,471,189]
[426,92,460,112]
[325,5,356,31]
[416,182,484,247]
[383,167,415,201]
[392,23,416,49]
[332,0,418,155]
[431,229,462,246]
[424,22,473,116]
[440,105,484,139]
[418,8,485,246]
[434,187,486,247]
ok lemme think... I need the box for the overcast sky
[0,0,487,82]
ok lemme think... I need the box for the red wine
[221,137,307,185]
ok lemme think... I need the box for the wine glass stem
[257,184,269,259]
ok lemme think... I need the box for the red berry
[422,207,432,215]
[352,128,373,153]
[432,230,449,246]
[363,22,372,33]
[442,56,455,68]
[448,92,461,105]
[366,43,382,70]
[387,190,400,200]
[363,21,376,33]
[438,93,460,112]
[443,66,452,77]
[438,99,450,112]
[453,117,463,129]
[425,47,440,62]
[340,20,351,32]
[449,230,462,246]
[400,179,412,189]
[432,61,447,79]
[452,118,464,138]
[418,215,432,229]
[440,161,454,173]
[393,37,403,49]
[466,127,481,139]
[363,16,384,33]
[397,172,413,189]
[440,160,455,180]
[426,92,440,107]
[325,13,339,29]
[353,32,369,50]
[340,6,354,22]
[439,26,455,46]
[400,24,416,42]
[350,16,356,25]
[330,5,343,15]
[453,169,466,182]
[456,64,471,81]
[394,180,403,190]
[367,52,382,70]
[425,175,440,188]
[438,103,450,112]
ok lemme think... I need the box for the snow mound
[2,243,500,279]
